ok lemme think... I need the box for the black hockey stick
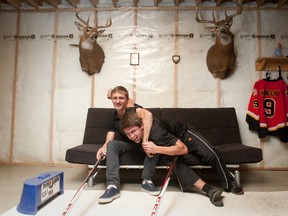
[150,157,176,216]
[61,154,104,216]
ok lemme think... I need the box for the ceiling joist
[6,0,21,8]
[67,0,79,8]
[89,0,98,7]
[26,0,40,9]
[0,0,287,10]
[154,0,162,7]
[46,0,60,8]
[174,0,185,6]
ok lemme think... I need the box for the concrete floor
[0,165,287,215]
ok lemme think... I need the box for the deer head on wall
[195,1,242,79]
[74,11,112,75]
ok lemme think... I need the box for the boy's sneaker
[141,180,160,196]
[228,181,244,195]
[208,188,224,207]
[98,185,120,204]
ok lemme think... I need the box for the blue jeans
[106,140,158,187]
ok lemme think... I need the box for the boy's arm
[96,131,115,159]
[127,98,134,107]
[142,140,188,156]
[135,108,153,143]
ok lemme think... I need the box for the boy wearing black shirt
[120,112,245,207]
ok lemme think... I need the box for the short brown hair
[120,112,143,131]
[111,86,129,99]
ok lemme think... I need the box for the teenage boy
[96,86,160,204]
[120,112,245,207]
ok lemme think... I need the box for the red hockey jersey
[246,79,288,142]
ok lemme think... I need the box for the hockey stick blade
[61,154,104,216]
[150,157,176,216]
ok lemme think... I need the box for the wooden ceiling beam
[46,0,60,8]
[1,0,288,10]
[215,0,226,6]
[256,0,273,7]
[67,0,79,7]
[26,0,40,8]
[276,0,288,7]
[154,0,162,7]
[239,0,255,3]
[6,0,21,8]
[174,0,185,6]
[89,0,98,7]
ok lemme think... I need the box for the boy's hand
[107,89,112,99]
[96,146,106,160]
[142,141,157,156]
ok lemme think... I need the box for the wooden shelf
[255,57,288,71]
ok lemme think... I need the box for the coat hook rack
[255,57,288,71]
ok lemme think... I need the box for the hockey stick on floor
[61,154,104,216]
[150,157,177,216]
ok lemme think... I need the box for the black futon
[66,107,263,170]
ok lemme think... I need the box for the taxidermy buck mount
[195,1,242,79]
[72,11,112,75]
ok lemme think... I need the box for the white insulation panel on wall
[133,10,176,107]
[0,13,17,161]
[13,13,54,162]
[0,6,288,167]
[53,11,94,162]
[93,10,136,107]
[177,10,217,108]
[221,10,259,151]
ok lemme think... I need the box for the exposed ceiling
[0,0,287,10]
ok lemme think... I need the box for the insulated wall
[0,6,288,168]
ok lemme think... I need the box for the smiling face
[111,91,129,113]
[123,125,144,143]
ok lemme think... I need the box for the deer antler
[225,1,242,21]
[195,3,217,25]
[97,17,112,29]
[76,10,89,27]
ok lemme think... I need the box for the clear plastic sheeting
[0,7,288,166]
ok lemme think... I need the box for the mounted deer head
[74,11,112,75]
[195,1,242,79]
